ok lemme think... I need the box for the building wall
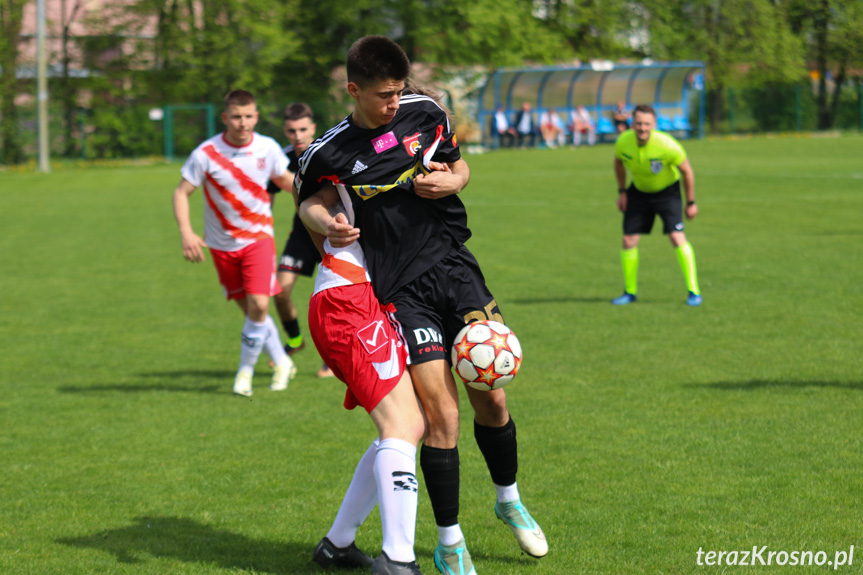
[18,0,157,71]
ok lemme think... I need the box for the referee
[612,104,702,306]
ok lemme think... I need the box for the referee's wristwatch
[687,200,696,206]
[618,188,626,194]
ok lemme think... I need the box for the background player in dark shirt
[267,103,334,378]
[298,36,547,575]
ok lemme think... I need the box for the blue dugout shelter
[479,61,705,148]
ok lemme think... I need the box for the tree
[641,0,804,132]
[788,0,863,129]
[400,0,571,67]
[535,0,643,60]
[0,0,25,164]
[269,0,394,125]
[59,0,84,157]
[268,0,572,126]
[123,0,300,107]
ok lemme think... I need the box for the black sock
[282,318,301,339]
[474,416,518,487]
[420,444,460,527]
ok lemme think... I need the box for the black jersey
[266,145,300,196]
[296,94,467,303]
[268,146,316,258]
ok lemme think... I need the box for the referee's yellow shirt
[615,129,686,192]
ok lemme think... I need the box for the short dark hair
[632,104,656,118]
[224,89,256,110]
[283,102,314,122]
[347,35,410,87]
[404,80,453,121]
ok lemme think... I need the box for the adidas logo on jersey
[352,160,368,174]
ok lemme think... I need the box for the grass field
[2,133,862,575]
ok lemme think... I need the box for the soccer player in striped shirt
[302,185,426,574]
[172,89,296,396]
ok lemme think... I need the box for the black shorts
[387,245,503,365]
[278,213,321,276]
[623,181,684,235]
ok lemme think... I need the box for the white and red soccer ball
[451,320,522,391]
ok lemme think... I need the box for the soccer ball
[451,320,522,391]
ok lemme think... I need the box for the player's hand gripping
[327,212,361,248]
[414,161,465,199]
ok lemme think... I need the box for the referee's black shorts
[623,180,685,235]
[387,245,503,365]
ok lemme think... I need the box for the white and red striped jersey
[312,242,371,296]
[181,132,288,252]
[312,187,371,296]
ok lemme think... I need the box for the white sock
[263,315,289,365]
[437,524,465,547]
[327,439,380,548]
[376,438,418,563]
[239,318,267,369]
[495,481,520,503]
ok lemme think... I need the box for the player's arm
[172,178,208,263]
[291,176,326,258]
[270,169,302,211]
[414,158,470,200]
[291,186,300,211]
[614,157,628,212]
[271,170,295,193]
[298,183,360,248]
[677,158,697,219]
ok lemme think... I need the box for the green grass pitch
[1,134,862,574]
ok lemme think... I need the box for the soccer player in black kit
[266,103,335,379]
[297,36,547,575]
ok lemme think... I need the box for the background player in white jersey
[302,183,427,575]
[266,103,334,378]
[172,89,296,397]
[297,36,547,575]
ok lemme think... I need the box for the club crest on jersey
[257,158,266,170]
[402,132,421,156]
[372,131,399,154]
[650,159,663,174]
